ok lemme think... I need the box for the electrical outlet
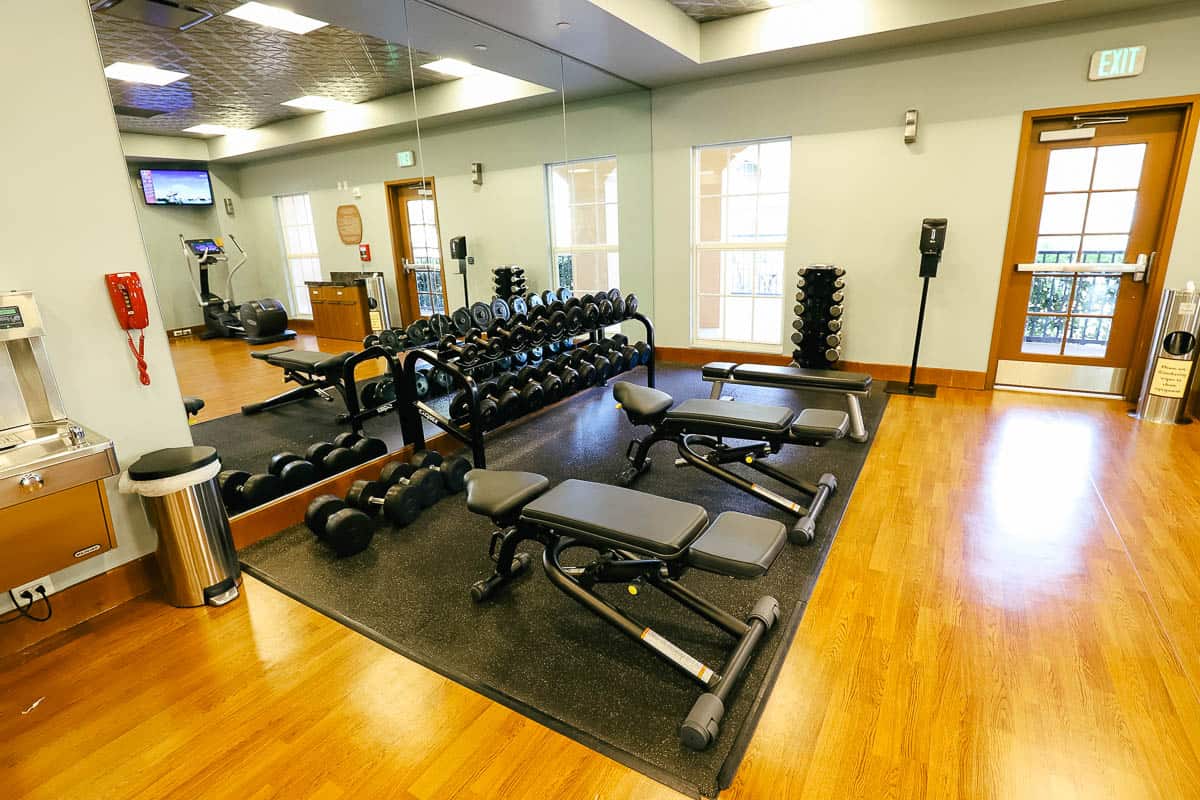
[10,576,55,605]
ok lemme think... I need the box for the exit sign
[1089,46,1146,80]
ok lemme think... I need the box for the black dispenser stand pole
[885,275,939,397]
[458,258,469,307]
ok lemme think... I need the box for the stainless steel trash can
[1133,285,1200,425]
[126,446,241,607]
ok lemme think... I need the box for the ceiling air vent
[113,105,167,118]
[91,0,215,31]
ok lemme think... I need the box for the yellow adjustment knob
[627,585,638,596]
[615,402,623,409]
[745,456,754,464]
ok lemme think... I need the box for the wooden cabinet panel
[308,284,370,341]
[0,481,115,588]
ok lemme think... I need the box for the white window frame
[274,192,322,317]
[546,155,620,296]
[691,137,791,351]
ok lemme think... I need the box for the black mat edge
[240,561,704,799]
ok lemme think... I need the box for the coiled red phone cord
[126,330,151,386]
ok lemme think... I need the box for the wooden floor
[4,386,1200,799]
[169,332,388,422]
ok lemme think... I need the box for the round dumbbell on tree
[378,459,444,508]
[267,452,319,492]
[305,495,375,557]
[409,450,472,495]
[345,478,423,527]
[218,470,284,513]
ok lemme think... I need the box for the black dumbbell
[267,452,319,492]
[595,340,631,373]
[449,388,501,429]
[409,451,472,495]
[345,478,423,527]
[563,350,599,386]
[574,346,613,382]
[480,379,521,423]
[332,431,390,464]
[439,334,480,366]
[487,317,530,353]
[219,470,284,513]
[506,367,546,413]
[378,459,444,508]
[305,441,358,476]
[305,495,374,557]
[623,293,639,318]
[533,359,577,396]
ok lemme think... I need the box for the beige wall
[1,3,191,608]
[651,5,1200,370]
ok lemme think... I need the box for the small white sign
[396,150,415,168]
[1089,46,1146,80]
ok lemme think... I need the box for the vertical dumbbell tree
[492,266,526,303]
[791,265,846,369]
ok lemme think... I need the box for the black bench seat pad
[703,361,872,392]
[667,398,794,434]
[251,347,351,375]
[522,479,708,557]
[688,512,786,578]
[465,470,551,519]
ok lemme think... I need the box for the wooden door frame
[984,94,1200,394]
[384,177,448,324]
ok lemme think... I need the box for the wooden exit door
[385,178,447,324]
[989,98,1198,395]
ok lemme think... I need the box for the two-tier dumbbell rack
[791,265,845,369]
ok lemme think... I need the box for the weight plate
[379,328,399,350]
[583,303,600,327]
[430,314,455,338]
[470,301,494,329]
[565,306,585,334]
[557,287,573,303]
[541,290,555,306]
[451,307,473,335]
[606,288,621,303]
[510,296,528,317]
[490,296,511,321]
[407,318,432,344]
[526,292,543,309]
[363,334,381,349]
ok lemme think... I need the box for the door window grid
[692,139,790,346]
[408,197,444,316]
[274,192,322,317]
[1025,144,1145,357]
[547,157,619,296]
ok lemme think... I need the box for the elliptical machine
[181,235,295,345]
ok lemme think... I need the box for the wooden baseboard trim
[653,347,986,390]
[166,324,204,338]
[0,554,159,661]
[290,318,315,334]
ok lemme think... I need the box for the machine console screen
[0,305,24,330]
[187,239,223,256]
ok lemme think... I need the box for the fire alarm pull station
[359,244,371,262]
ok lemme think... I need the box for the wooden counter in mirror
[306,281,371,342]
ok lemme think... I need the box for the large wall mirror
[92,0,649,515]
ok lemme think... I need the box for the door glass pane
[1071,275,1120,315]
[418,294,434,315]
[1064,317,1112,357]
[1092,144,1146,190]
[1039,193,1088,234]
[1035,235,1081,263]
[1084,191,1137,233]
[415,272,430,292]
[1079,234,1129,263]
[1028,275,1072,312]
[1045,147,1096,192]
[1022,315,1067,354]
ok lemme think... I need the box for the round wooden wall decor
[336,204,363,245]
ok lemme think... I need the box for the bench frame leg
[469,523,539,602]
[616,428,672,486]
[241,371,345,416]
[541,536,779,751]
[846,393,868,443]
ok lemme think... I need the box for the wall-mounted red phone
[105,272,151,385]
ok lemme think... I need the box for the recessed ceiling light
[184,124,238,136]
[226,2,328,34]
[281,95,349,111]
[556,21,571,30]
[421,58,480,78]
[103,62,188,86]
[474,44,488,51]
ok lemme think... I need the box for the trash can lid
[129,446,219,481]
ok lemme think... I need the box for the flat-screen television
[139,168,214,206]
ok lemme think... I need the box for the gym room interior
[4,1,1200,798]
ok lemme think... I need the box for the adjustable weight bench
[241,346,353,415]
[702,362,873,443]
[465,469,785,751]
[613,381,847,543]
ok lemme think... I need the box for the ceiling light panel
[104,61,188,85]
[225,2,328,34]
[184,123,237,135]
[281,95,349,111]
[421,58,481,78]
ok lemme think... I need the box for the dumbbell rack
[791,265,846,369]
[492,266,526,302]
[397,309,656,468]
[338,345,409,434]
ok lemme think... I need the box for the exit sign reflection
[1089,46,1146,80]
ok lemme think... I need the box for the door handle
[18,472,45,494]
[402,260,418,275]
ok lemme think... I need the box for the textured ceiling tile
[668,0,775,23]
[92,0,450,135]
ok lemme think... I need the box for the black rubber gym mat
[189,387,446,474]
[239,363,887,798]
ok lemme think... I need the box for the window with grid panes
[693,139,790,346]
[547,157,619,296]
[274,192,322,317]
